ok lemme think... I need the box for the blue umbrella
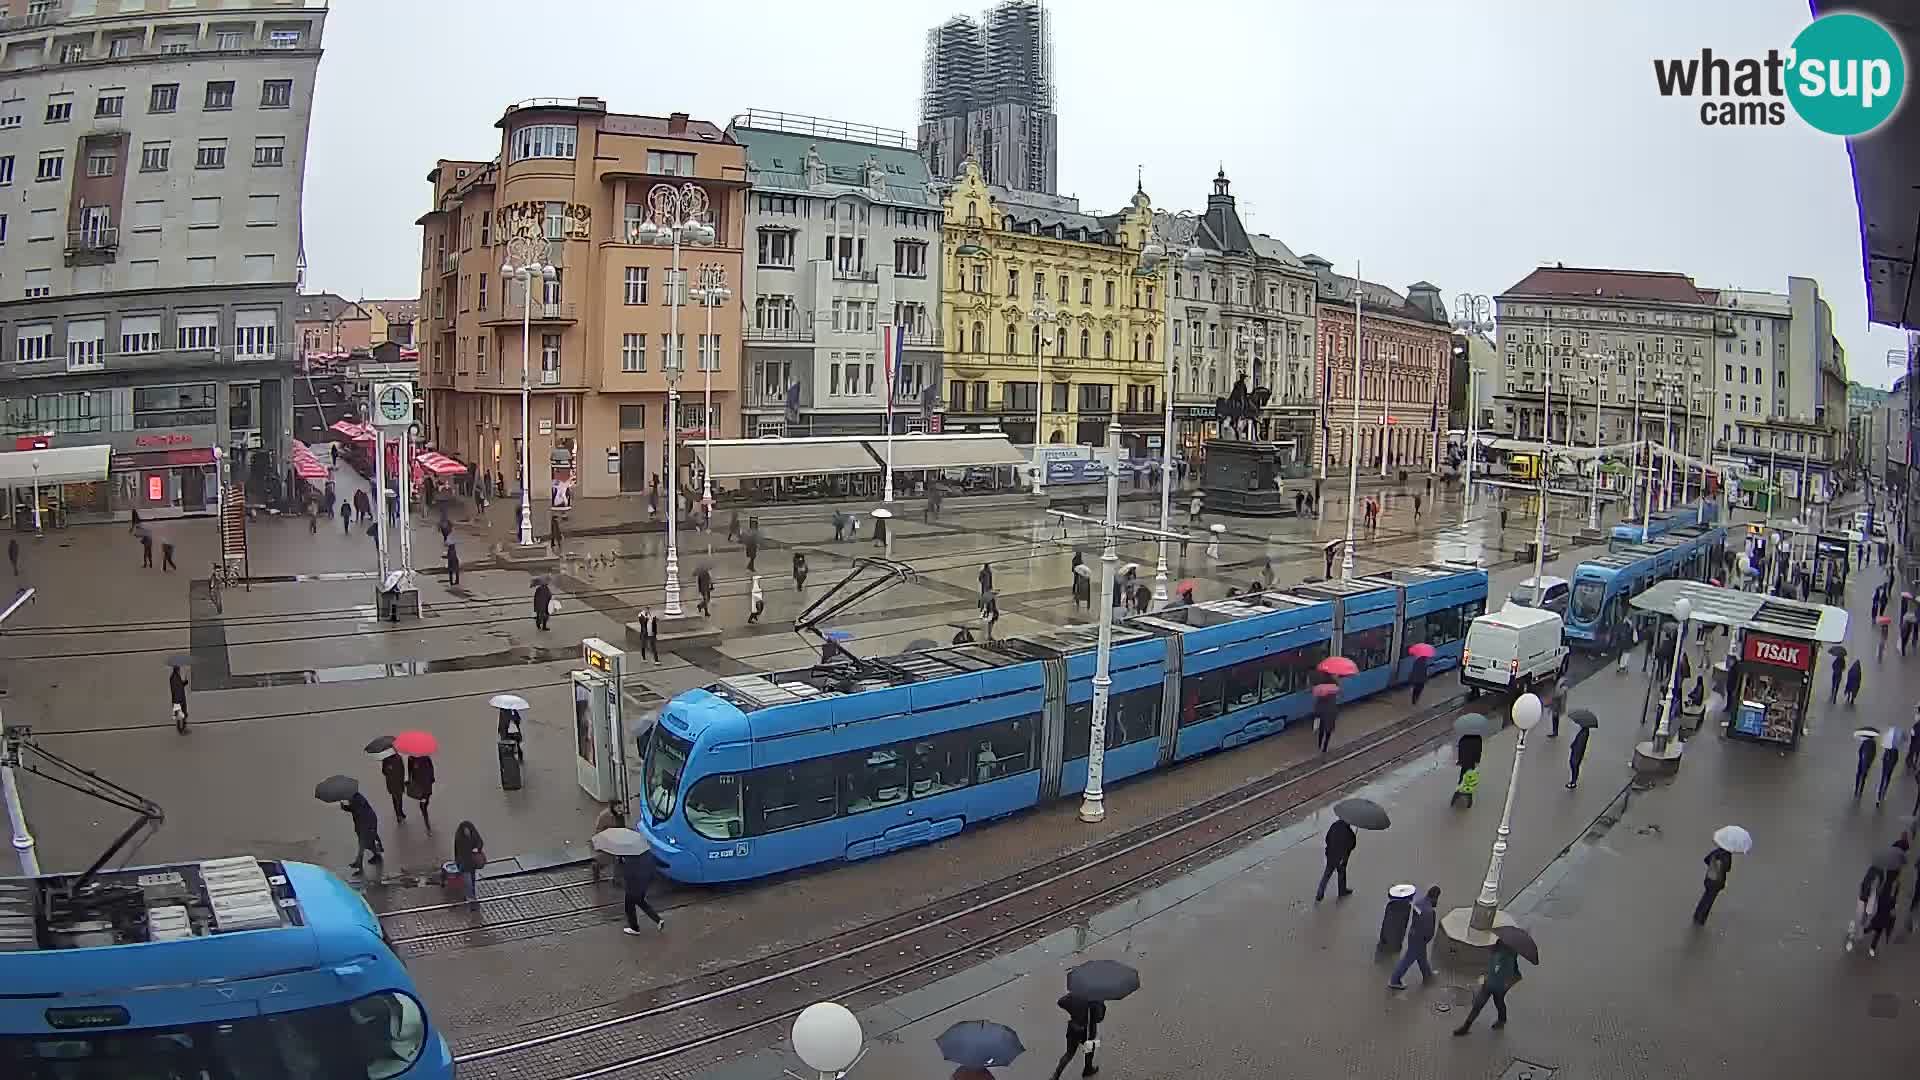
[824,630,853,641]
[935,1020,1025,1069]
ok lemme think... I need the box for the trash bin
[497,738,523,790]
[1378,883,1418,952]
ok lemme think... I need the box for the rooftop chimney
[668,112,689,134]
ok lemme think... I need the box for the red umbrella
[392,731,438,756]
[1311,682,1341,699]
[1317,656,1359,678]
[1407,643,1437,659]
[1878,615,1894,626]
[1173,579,1200,597]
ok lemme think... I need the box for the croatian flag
[881,324,903,415]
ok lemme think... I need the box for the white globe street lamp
[1457,692,1539,938]
[690,264,731,553]
[792,1001,864,1080]
[1138,210,1204,609]
[500,239,556,548]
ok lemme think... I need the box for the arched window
[1189,365,1200,391]
[1006,325,1017,356]
[1172,366,1181,393]
[1103,331,1113,359]
[1079,329,1090,358]
[1132,336,1140,363]
[1145,335,1154,363]
[971,322,985,353]
[1056,331,1065,357]
[1032,325,1043,355]
[967,200,977,219]
[1207,363,1218,393]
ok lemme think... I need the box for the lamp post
[1343,262,1362,578]
[690,264,731,554]
[500,238,557,548]
[1634,595,1691,777]
[1471,692,1540,932]
[1138,211,1204,608]
[1461,368,1476,515]
[1031,301,1058,497]
[1379,344,1394,478]
[630,182,716,618]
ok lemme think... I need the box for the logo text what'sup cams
[1652,14,1906,136]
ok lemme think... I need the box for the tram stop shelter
[1630,580,1848,750]
[690,433,1027,500]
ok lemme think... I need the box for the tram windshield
[645,729,693,823]
[1570,579,1605,624]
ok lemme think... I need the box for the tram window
[1065,700,1093,760]
[975,716,1036,781]
[841,746,909,813]
[1259,655,1289,700]
[1181,669,1225,726]
[1404,613,1431,649]
[910,732,972,797]
[684,774,744,840]
[1112,688,1160,747]
[1345,626,1393,671]
[1225,660,1262,712]
[748,759,838,833]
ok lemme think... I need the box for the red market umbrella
[1317,656,1359,678]
[1407,643,1437,658]
[291,455,328,480]
[1311,682,1341,699]
[416,451,468,477]
[392,731,438,756]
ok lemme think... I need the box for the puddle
[232,643,580,687]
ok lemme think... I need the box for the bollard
[1378,883,1417,952]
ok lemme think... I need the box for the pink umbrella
[1317,656,1359,678]
[1407,643,1437,659]
[392,730,438,756]
[1311,682,1340,699]
[1877,615,1893,626]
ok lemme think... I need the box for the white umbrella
[1713,825,1752,854]
[489,694,531,711]
[591,827,652,856]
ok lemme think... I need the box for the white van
[1462,606,1568,698]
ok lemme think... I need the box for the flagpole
[884,324,896,522]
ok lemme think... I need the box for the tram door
[1155,633,1184,767]
[1037,655,1067,801]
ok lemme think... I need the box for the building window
[698,333,719,371]
[894,240,926,277]
[214,30,244,50]
[1081,278,1092,305]
[623,266,648,304]
[64,320,103,372]
[1079,329,1090,358]
[1007,269,1019,297]
[149,83,178,113]
[140,142,169,171]
[540,334,561,378]
[268,29,302,49]
[17,324,53,363]
[543,201,565,241]
[621,333,646,372]
[34,151,61,182]
[177,316,218,352]
[204,81,235,110]
[1105,280,1115,307]
[44,98,71,123]
[84,150,114,177]
[1102,331,1113,359]
[94,93,122,118]
[234,318,275,358]
[120,315,160,356]
[475,272,487,310]
[555,394,579,429]
[645,150,695,176]
[475,336,487,372]
[195,140,226,169]
[251,138,284,168]
[510,124,577,162]
[971,322,984,353]
[757,228,793,267]
[1005,325,1017,356]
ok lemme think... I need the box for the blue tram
[1565,522,1727,651]
[1609,499,1719,550]
[636,563,1488,883]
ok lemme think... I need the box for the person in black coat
[1846,660,1864,706]
[619,853,665,933]
[444,543,461,587]
[1830,655,1846,703]
[1314,818,1357,902]
[1855,734,1879,799]
[1694,845,1734,924]
[1313,686,1338,753]
[978,563,994,611]
[1408,654,1430,705]
[1047,993,1105,1080]
[452,820,485,908]
[533,580,553,631]
[380,750,408,823]
[407,754,436,833]
[696,566,714,617]
[636,606,660,663]
[343,792,382,874]
[1456,732,1482,786]
[168,662,190,727]
[1566,723,1591,788]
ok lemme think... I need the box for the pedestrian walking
[1866,869,1901,956]
[1314,817,1356,902]
[1047,994,1104,1080]
[1879,618,1891,662]
[1847,863,1886,952]
[1499,505,1510,532]
[696,566,714,617]
[161,541,176,572]
[727,509,741,542]
[748,574,765,624]
[343,791,383,879]
[1132,583,1152,614]
[1206,526,1221,561]
[1566,722,1590,788]
[1856,733,1879,799]
[444,544,461,587]
[139,530,154,568]
[619,852,665,934]
[1547,675,1569,736]
[1694,843,1735,925]
[590,803,624,883]
[1072,572,1091,611]
[452,820,485,908]
[343,507,354,537]
[406,753,435,833]
[1314,685,1338,753]
[168,661,189,732]
[380,748,408,824]
[1408,653,1429,705]
[1456,731,1483,787]
[1831,655,1847,703]
[438,513,452,548]
[1413,492,1423,520]
[5,537,16,578]
[636,605,660,662]
[792,552,808,593]
[1388,885,1442,989]
[549,513,565,555]
[533,579,554,632]
[983,589,1001,639]
[978,562,994,611]
[1877,724,1904,805]
[831,511,847,543]
[871,514,887,548]
[744,533,759,572]
[1451,940,1521,1035]
[1905,611,1919,657]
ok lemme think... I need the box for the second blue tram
[636,563,1488,883]
[1566,522,1727,650]
[1609,499,1719,550]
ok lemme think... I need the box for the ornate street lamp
[1138,211,1205,608]
[500,233,557,548]
[689,263,731,552]
[1442,692,1541,946]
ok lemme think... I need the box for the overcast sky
[304,0,1909,388]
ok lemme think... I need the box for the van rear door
[1464,623,1515,685]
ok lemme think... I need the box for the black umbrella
[1829,644,1848,659]
[1334,797,1391,831]
[164,654,192,668]
[364,735,396,754]
[313,775,358,802]
[1066,958,1141,1001]
[1492,924,1539,965]
[1453,712,1496,738]
[1872,846,1908,872]
[904,638,940,652]
[1567,708,1599,729]
[935,1021,1026,1069]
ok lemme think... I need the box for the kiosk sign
[372,382,415,429]
[1743,633,1811,670]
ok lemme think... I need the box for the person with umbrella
[1566,709,1596,788]
[533,577,554,632]
[1855,730,1880,799]
[1407,644,1433,705]
[1048,994,1103,1080]
[496,701,525,761]
[1876,723,1905,806]
[380,747,408,824]
[1312,680,1339,753]
[1072,564,1092,611]
[1388,885,1441,990]
[1878,614,1892,661]
[452,820,486,908]
[343,789,382,880]
[405,742,436,833]
[1313,814,1357,902]
[1865,862,1902,957]
[748,574,765,624]
[937,1020,1027,1076]
[167,658,190,734]
[1694,839,1736,925]
[618,849,665,934]
[1455,724,1484,790]
[1451,933,1527,1035]
[590,802,625,883]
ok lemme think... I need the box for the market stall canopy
[0,444,111,487]
[1628,580,1848,643]
[415,451,468,476]
[329,420,376,442]
[692,438,879,480]
[876,434,1027,471]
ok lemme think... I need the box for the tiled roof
[1500,265,1714,305]
[1249,233,1304,267]
[296,293,369,323]
[730,123,932,206]
[1302,257,1447,325]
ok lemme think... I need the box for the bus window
[909,732,972,798]
[644,730,693,824]
[841,747,908,813]
[1112,688,1160,747]
[1065,700,1093,759]
[684,774,743,840]
[975,717,1036,781]
[1181,670,1225,726]
[748,759,837,833]
[1224,661,1262,712]
[1345,626,1392,671]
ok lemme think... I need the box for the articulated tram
[1609,499,1720,550]
[1565,522,1729,651]
[637,564,1488,883]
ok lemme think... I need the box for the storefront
[110,443,219,519]
[0,445,112,530]
[1729,632,1814,748]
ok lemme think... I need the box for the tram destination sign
[1743,633,1811,671]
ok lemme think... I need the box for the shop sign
[134,433,193,448]
[1743,633,1811,670]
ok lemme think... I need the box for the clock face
[377,385,411,422]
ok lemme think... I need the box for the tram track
[443,680,1516,1080]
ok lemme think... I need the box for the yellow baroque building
[938,160,1165,452]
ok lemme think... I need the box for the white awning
[870,434,1026,470]
[693,438,878,480]
[1628,579,1849,643]
[0,444,111,487]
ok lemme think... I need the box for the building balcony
[901,326,943,348]
[483,300,578,325]
[0,345,287,381]
[833,264,880,284]
[65,227,118,262]
[744,324,814,344]
[440,253,458,275]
